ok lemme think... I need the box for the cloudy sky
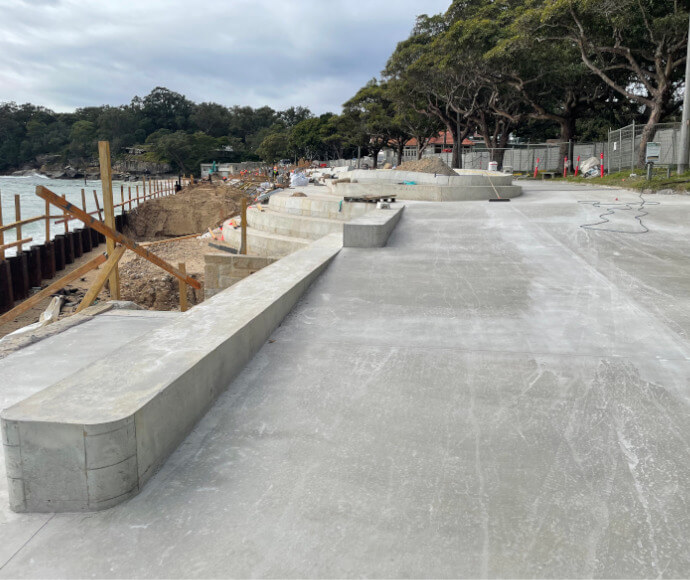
[0,0,449,114]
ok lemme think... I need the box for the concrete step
[268,192,371,221]
[246,207,344,240]
[221,224,312,258]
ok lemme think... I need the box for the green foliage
[148,130,223,174]
[69,120,97,157]
[257,132,290,163]
[0,88,330,173]
[376,0,688,164]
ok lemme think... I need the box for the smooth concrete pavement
[0,182,689,577]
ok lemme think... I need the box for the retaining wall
[0,213,130,316]
[204,254,276,299]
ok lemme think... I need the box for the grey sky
[0,0,449,114]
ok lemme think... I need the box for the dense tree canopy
[378,0,688,168]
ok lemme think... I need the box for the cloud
[0,0,449,113]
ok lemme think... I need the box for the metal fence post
[631,120,635,170]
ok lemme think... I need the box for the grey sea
[0,174,132,256]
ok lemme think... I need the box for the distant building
[402,132,476,161]
[200,161,264,177]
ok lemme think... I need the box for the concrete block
[205,264,219,285]
[343,207,405,248]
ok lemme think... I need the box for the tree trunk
[397,143,404,166]
[417,145,423,160]
[493,148,506,170]
[558,116,576,172]
[371,146,381,169]
[637,102,664,168]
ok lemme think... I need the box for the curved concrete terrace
[329,168,522,201]
[0,182,689,577]
[222,187,373,257]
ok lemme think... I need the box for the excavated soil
[117,239,210,310]
[397,157,456,176]
[124,183,246,240]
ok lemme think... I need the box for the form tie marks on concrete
[0,182,689,577]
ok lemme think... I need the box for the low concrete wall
[246,207,344,240]
[328,169,521,201]
[268,193,370,221]
[221,226,311,258]
[2,234,342,513]
[333,182,521,202]
[204,254,276,299]
[348,168,515,187]
[343,207,404,248]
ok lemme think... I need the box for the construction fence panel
[608,122,680,171]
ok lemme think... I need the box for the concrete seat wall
[1,234,342,513]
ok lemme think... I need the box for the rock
[656,188,675,195]
[36,154,61,165]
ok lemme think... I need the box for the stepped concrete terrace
[1,182,690,577]
[222,187,373,257]
[328,168,522,201]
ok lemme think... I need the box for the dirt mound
[397,157,456,176]
[291,192,307,197]
[118,239,209,310]
[124,183,246,241]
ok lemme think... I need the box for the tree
[344,80,406,169]
[289,117,328,160]
[538,0,688,164]
[278,106,313,128]
[190,102,232,137]
[257,132,290,163]
[138,87,193,134]
[97,106,138,152]
[385,14,479,168]
[148,131,222,175]
[69,120,97,157]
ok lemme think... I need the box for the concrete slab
[0,183,689,577]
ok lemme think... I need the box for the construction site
[0,148,689,578]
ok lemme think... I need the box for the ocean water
[0,174,141,257]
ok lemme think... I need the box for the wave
[0,172,49,179]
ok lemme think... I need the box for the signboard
[646,142,661,163]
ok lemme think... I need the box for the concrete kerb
[1,233,343,513]
[343,206,405,248]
